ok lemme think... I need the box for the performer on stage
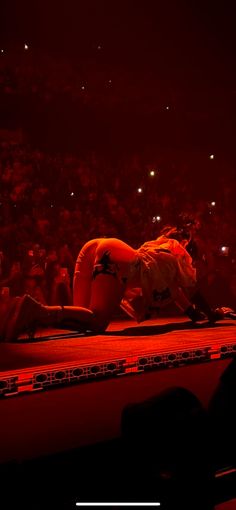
[155,224,224,323]
[0,233,225,342]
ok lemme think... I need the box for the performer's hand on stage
[214,307,235,320]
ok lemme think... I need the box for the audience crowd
[0,51,236,311]
[0,138,235,310]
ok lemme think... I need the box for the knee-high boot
[4,294,94,342]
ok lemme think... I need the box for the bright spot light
[221,246,229,256]
[81,85,85,90]
[70,192,75,197]
[165,106,170,110]
[211,201,216,207]
[137,188,143,193]
[50,204,54,208]
[152,215,161,223]
[97,45,102,50]
[1,49,4,54]
[209,154,215,160]
[149,170,155,177]
[24,43,29,50]
[108,79,112,84]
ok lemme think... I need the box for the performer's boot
[191,291,224,323]
[185,304,206,323]
[3,294,94,342]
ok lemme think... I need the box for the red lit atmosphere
[1,1,236,509]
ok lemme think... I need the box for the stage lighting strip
[138,340,236,371]
[0,341,235,398]
[0,359,126,397]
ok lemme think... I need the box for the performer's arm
[171,284,204,322]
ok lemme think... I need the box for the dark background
[1,1,236,154]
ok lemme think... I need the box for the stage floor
[1,316,236,463]
[0,316,235,373]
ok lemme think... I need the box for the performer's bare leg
[1,238,137,341]
[73,239,98,308]
[72,238,137,331]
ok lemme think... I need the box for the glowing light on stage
[211,201,216,207]
[152,215,161,223]
[137,187,143,193]
[108,79,112,84]
[24,43,29,50]
[70,192,75,196]
[97,45,102,50]
[1,49,4,54]
[50,204,54,208]
[165,105,170,110]
[149,170,155,176]
[81,85,85,90]
[209,154,215,159]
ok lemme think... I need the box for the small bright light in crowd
[1,49,4,54]
[149,170,155,176]
[221,246,229,256]
[50,204,54,208]
[24,43,29,50]
[165,106,170,110]
[137,187,143,193]
[152,215,161,223]
[211,201,216,207]
[108,79,112,84]
[81,85,85,90]
[70,192,75,196]
[97,45,102,50]
[209,154,215,160]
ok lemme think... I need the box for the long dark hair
[160,225,191,243]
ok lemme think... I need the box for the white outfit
[121,237,196,322]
